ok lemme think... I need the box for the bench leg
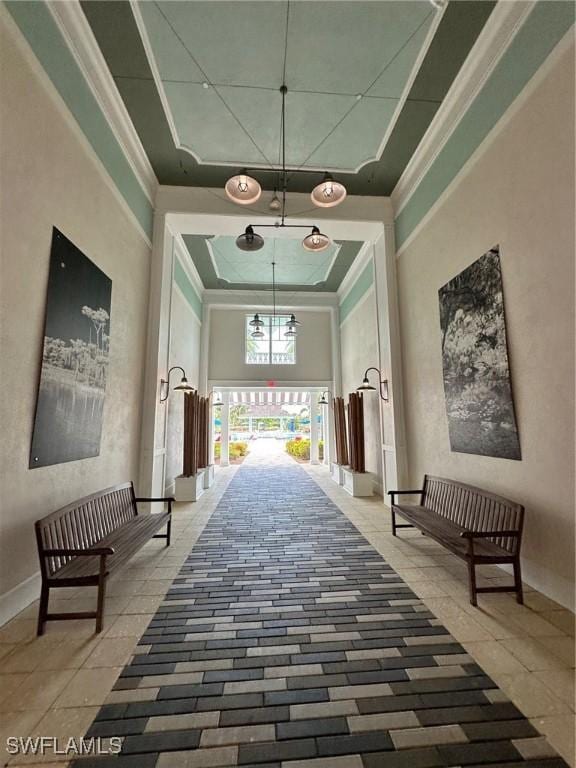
[37,583,49,636]
[166,517,172,547]
[513,558,524,605]
[95,556,107,633]
[467,559,478,607]
[391,508,397,537]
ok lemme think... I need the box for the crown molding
[391,0,537,216]
[394,20,575,259]
[203,289,338,310]
[1,4,152,248]
[47,0,157,204]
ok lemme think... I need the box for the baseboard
[0,571,41,628]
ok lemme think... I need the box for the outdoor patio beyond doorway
[212,389,326,466]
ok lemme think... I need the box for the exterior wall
[0,19,151,607]
[340,286,383,492]
[165,281,202,494]
[208,309,332,385]
[396,42,575,609]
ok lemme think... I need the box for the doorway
[211,388,326,467]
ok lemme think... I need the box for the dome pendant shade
[236,225,264,251]
[284,327,297,338]
[285,313,301,328]
[302,226,331,252]
[225,173,262,205]
[357,376,376,392]
[251,329,265,339]
[173,376,195,393]
[249,313,265,328]
[311,174,347,208]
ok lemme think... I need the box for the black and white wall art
[438,246,521,460]
[30,228,112,468]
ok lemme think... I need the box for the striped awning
[229,391,311,406]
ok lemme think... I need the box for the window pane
[245,314,295,365]
[246,315,270,364]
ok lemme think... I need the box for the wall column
[220,391,230,467]
[139,213,174,499]
[310,391,320,464]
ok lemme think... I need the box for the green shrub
[213,441,248,460]
[285,439,324,461]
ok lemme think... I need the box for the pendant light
[269,190,281,211]
[302,226,330,252]
[225,173,261,205]
[285,314,300,329]
[230,84,336,251]
[311,173,347,208]
[284,313,300,338]
[249,312,265,339]
[236,225,264,252]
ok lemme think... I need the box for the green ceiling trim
[208,237,342,287]
[339,261,374,324]
[182,235,363,293]
[174,259,202,321]
[395,1,575,250]
[5,0,154,240]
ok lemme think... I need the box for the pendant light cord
[280,85,287,226]
[272,260,276,319]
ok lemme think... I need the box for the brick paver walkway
[78,466,568,767]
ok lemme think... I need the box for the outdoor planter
[342,467,374,497]
[203,464,215,489]
[331,462,345,485]
[175,470,206,502]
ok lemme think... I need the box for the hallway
[74,465,569,768]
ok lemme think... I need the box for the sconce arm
[362,367,389,402]
[160,366,188,403]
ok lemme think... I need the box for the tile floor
[0,458,573,767]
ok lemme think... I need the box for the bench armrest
[387,490,423,496]
[42,547,114,557]
[388,489,424,504]
[461,530,520,538]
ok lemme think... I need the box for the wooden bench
[35,482,173,635]
[388,475,525,606]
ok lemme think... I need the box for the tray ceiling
[184,236,363,292]
[82,1,495,195]
[135,1,434,172]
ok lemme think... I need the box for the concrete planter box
[174,470,205,502]
[330,463,344,485]
[203,464,215,489]
[342,468,374,497]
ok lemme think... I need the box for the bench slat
[391,475,524,608]
[35,482,172,635]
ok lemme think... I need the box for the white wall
[0,18,151,610]
[340,288,383,491]
[165,280,202,493]
[208,309,332,385]
[396,42,575,609]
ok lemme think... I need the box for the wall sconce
[208,390,223,406]
[160,366,195,403]
[357,367,389,402]
[318,390,333,406]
